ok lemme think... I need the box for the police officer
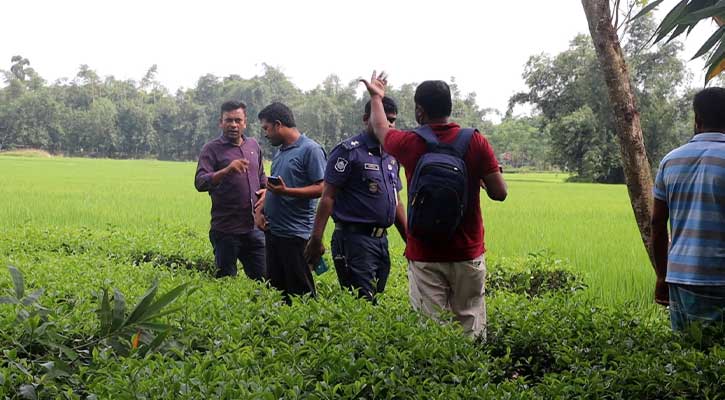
[305,97,407,302]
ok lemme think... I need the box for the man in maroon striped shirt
[195,101,267,280]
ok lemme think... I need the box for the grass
[3,156,722,399]
[0,155,653,307]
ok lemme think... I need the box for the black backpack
[407,126,475,240]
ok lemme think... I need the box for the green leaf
[18,384,37,400]
[633,0,667,20]
[135,282,190,323]
[691,25,725,59]
[654,0,690,43]
[124,279,159,325]
[111,288,126,332]
[666,23,692,44]
[51,342,79,362]
[136,322,173,331]
[8,265,24,299]
[140,329,171,356]
[20,288,44,306]
[680,0,725,22]
[706,36,725,65]
[98,288,112,336]
[41,359,71,380]
[705,56,725,82]
[0,296,18,304]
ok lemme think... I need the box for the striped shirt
[653,132,725,286]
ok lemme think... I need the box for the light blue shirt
[654,132,725,286]
[265,134,326,239]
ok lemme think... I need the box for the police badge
[334,157,348,172]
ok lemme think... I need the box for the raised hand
[359,70,388,98]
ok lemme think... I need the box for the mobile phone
[267,176,282,185]
[314,257,328,275]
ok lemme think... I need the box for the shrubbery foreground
[1,227,723,398]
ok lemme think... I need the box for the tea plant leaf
[41,358,72,379]
[18,384,37,400]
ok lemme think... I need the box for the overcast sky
[0,0,718,114]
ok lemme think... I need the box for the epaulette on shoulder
[341,138,363,150]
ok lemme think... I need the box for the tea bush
[1,226,723,399]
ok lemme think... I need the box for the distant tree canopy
[0,19,703,184]
[510,16,695,183]
[0,61,497,161]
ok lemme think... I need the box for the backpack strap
[451,128,475,158]
[412,125,440,152]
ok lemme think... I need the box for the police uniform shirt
[324,132,402,227]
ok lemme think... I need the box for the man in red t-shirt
[361,71,507,338]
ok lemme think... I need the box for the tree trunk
[581,0,655,266]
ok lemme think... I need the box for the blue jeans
[669,284,725,332]
[209,229,266,280]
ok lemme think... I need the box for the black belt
[335,223,387,238]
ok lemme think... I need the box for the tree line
[0,17,703,182]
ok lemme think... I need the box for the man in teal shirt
[255,102,326,303]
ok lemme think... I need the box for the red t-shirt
[384,123,500,262]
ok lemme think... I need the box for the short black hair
[693,87,725,130]
[258,102,296,128]
[364,96,398,116]
[414,80,452,119]
[220,100,247,118]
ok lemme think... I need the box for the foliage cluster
[1,224,722,399]
[1,14,705,182]
[511,16,695,182]
[0,62,493,162]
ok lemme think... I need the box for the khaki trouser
[407,255,487,338]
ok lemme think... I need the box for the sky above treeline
[0,0,717,114]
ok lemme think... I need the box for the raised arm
[360,71,391,145]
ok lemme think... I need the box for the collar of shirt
[690,132,725,143]
[428,122,461,132]
[218,133,245,146]
[280,133,306,151]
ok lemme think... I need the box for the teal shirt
[265,134,326,239]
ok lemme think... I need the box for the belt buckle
[372,227,384,238]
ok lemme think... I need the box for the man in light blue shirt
[651,87,725,335]
[255,102,326,303]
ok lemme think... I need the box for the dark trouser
[265,232,315,304]
[331,229,391,302]
[669,284,725,335]
[209,229,266,280]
